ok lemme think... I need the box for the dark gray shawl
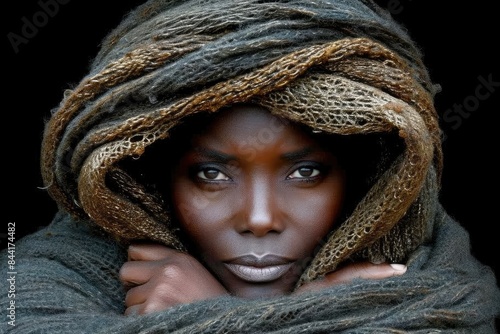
[1,207,499,333]
[3,0,499,332]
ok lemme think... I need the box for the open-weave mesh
[258,69,437,283]
[41,0,441,287]
[2,0,493,332]
[4,208,499,332]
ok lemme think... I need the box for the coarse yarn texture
[41,0,440,282]
[7,0,495,332]
[2,208,499,333]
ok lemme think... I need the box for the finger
[325,262,407,285]
[128,243,177,261]
[295,262,407,294]
[124,303,142,316]
[124,283,149,307]
[119,260,159,286]
[124,299,172,316]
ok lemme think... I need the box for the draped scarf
[33,0,500,331]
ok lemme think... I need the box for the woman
[3,0,499,332]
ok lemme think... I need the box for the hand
[294,262,407,294]
[119,243,228,315]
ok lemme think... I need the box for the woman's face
[171,104,345,298]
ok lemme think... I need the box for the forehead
[191,104,317,149]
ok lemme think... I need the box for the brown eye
[288,167,320,179]
[197,168,230,181]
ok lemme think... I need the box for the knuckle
[160,263,184,279]
[142,301,164,314]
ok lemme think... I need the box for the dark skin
[119,104,407,315]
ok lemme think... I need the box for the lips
[224,255,294,283]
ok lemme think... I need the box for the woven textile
[2,0,499,332]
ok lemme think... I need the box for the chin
[230,282,294,299]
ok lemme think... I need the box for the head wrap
[41,0,443,287]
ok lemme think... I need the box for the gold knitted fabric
[40,0,442,288]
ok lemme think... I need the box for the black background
[4,1,499,283]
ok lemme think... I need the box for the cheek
[283,179,345,241]
[171,181,234,242]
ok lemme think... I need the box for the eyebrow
[191,146,325,163]
[280,147,321,161]
[192,147,237,163]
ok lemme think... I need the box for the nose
[240,175,284,237]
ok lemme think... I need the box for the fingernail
[390,263,407,272]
